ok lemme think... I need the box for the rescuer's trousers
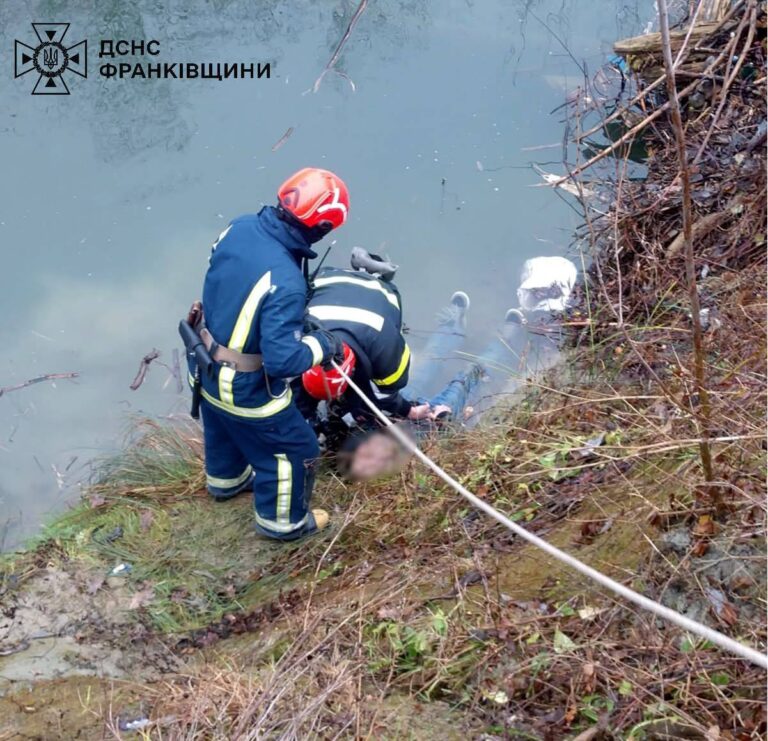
[200,400,320,539]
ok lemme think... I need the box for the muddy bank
[1,360,765,738]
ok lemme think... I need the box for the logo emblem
[14,23,87,95]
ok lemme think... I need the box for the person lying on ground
[332,251,580,481]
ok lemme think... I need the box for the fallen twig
[130,349,161,391]
[271,126,294,152]
[312,0,368,94]
[171,348,183,393]
[0,372,79,399]
[158,350,184,393]
[693,2,758,165]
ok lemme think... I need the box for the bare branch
[0,372,80,399]
[130,349,161,391]
[657,0,716,498]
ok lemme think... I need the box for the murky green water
[0,0,646,548]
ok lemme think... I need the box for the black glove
[315,329,344,370]
[303,313,344,367]
[303,314,324,334]
[314,327,344,368]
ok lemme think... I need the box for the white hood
[516,256,578,313]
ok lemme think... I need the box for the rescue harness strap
[331,360,768,670]
[200,327,263,373]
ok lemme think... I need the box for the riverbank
[2,3,766,739]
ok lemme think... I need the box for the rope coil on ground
[331,360,768,669]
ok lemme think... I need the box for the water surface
[0,0,646,548]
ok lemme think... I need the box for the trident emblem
[43,46,59,70]
[14,23,87,95]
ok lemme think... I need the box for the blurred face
[531,284,563,302]
[349,432,402,480]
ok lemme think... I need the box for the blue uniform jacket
[194,206,332,419]
[306,267,413,418]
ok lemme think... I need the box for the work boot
[311,508,330,531]
[254,508,330,541]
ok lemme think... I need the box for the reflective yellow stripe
[301,335,324,366]
[313,275,400,309]
[229,271,273,352]
[218,366,235,406]
[200,385,292,419]
[189,366,291,420]
[254,512,308,534]
[202,272,272,409]
[373,344,411,387]
[206,465,253,490]
[308,305,384,331]
[275,454,292,527]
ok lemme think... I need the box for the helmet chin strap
[276,203,332,244]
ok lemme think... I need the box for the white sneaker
[437,291,469,333]
[450,291,470,310]
[505,308,527,325]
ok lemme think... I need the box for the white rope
[332,361,768,669]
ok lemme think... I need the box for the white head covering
[516,256,578,313]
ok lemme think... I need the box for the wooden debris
[271,126,294,152]
[312,0,368,94]
[130,349,160,391]
[0,372,79,399]
[614,21,722,56]
[666,210,730,257]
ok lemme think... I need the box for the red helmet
[278,167,350,230]
[302,343,356,400]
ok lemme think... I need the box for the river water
[0,0,646,549]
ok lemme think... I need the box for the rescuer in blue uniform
[186,168,350,541]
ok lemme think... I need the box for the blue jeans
[404,311,521,421]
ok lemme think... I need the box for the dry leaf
[692,539,710,557]
[128,585,155,610]
[553,628,577,654]
[719,602,739,626]
[139,509,154,532]
[694,515,716,536]
[376,606,401,621]
[582,662,596,693]
[86,575,105,595]
[730,574,753,591]
[578,606,604,621]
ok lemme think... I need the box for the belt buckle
[220,360,237,370]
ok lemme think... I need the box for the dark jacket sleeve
[365,327,414,418]
[369,326,411,393]
[259,287,333,378]
[373,389,414,418]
